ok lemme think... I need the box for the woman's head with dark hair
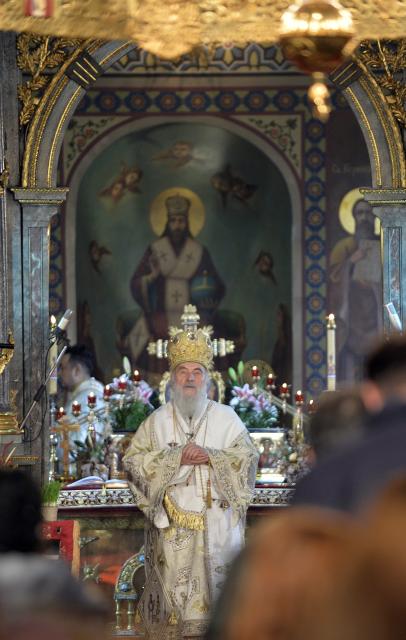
[0,468,42,553]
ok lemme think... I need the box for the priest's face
[174,362,207,396]
[171,362,209,417]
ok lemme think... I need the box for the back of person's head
[0,555,109,640]
[0,468,41,553]
[209,508,364,640]
[307,389,367,460]
[364,335,406,395]
[65,344,95,378]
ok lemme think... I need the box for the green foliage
[228,360,245,386]
[41,480,61,504]
[72,439,105,463]
[233,405,278,430]
[111,400,151,433]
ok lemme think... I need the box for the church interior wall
[50,47,375,397]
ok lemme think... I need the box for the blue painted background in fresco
[76,121,292,378]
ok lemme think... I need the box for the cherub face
[111,181,124,199]
[172,142,192,159]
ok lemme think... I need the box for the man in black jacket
[293,335,406,513]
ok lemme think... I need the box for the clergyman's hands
[181,443,209,465]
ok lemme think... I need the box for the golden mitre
[167,328,213,371]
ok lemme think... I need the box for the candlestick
[87,414,96,448]
[279,382,289,415]
[48,430,59,482]
[48,315,58,396]
[326,313,336,391]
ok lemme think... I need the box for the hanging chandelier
[280,0,355,121]
[0,1,405,60]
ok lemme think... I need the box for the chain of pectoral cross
[168,402,211,448]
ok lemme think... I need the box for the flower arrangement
[229,383,279,429]
[109,375,155,433]
[228,362,279,429]
[228,361,311,483]
[270,436,312,482]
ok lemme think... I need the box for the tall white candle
[326,313,336,391]
[48,315,58,396]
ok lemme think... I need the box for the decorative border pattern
[58,486,295,509]
[106,44,295,75]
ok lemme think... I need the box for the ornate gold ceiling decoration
[17,33,81,127]
[358,40,406,128]
[1,1,406,60]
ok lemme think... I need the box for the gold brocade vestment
[123,399,258,638]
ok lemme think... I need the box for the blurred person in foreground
[205,478,406,640]
[0,468,109,640]
[204,508,373,640]
[305,388,368,463]
[294,334,406,513]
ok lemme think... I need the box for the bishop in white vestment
[123,328,258,638]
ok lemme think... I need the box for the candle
[103,384,113,400]
[326,313,336,391]
[251,365,260,379]
[87,392,96,408]
[132,370,141,383]
[266,373,275,389]
[56,406,66,420]
[118,379,127,392]
[72,401,81,416]
[295,390,304,405]
[279,383,289,398]
[48,315,58,396]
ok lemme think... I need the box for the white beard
[171,382,208,421]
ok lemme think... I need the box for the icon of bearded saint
[125,191,226,374]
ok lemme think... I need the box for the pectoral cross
[186,417,194,441]
[53,418,80,480]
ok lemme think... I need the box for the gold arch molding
[21,39,136,189]
[343,60,406,189]
[21,42,406,190]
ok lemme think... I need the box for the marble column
[12,188,68,483]
[362,189,406,334]
[0,33,21,435]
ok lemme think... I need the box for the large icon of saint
[124,188,226,374]
[329,188,383,382]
